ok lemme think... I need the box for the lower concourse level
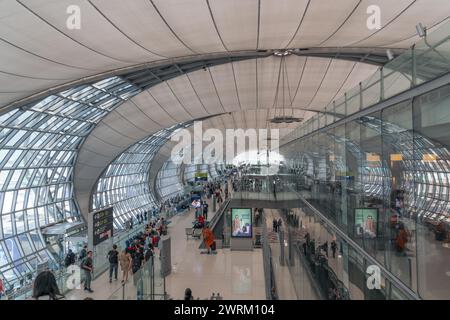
[279,82,450,300]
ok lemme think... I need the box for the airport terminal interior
[1,0,450,301]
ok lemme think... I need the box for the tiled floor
[66,181,266,300]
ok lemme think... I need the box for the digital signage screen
[92,207,114,245]
[355,208,378,239]
[231,208,252,238]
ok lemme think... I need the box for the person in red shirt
[198,214,205,227]
[0,277,5,298]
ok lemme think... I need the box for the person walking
[107,245,119,283]
[119,248,132,283]
[277,218,282,232]
[184,288,194,300]
[273,218,277,232]
[322,241,329,257]
[81,251,94,293]
[331,240,337,258]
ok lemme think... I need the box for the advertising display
[92,207,114,245]
[231,208,252,238]
[355,208,378,239]
[194,172,208,182]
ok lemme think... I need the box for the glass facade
[91,123,191,229]
[0,77,141,290]
[156,160,184,201]
[281,84,450,299]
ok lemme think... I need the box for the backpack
[108,250,118,264]
[64,255,72,267]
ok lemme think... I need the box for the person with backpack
[144,244,154,263]
[64,249,76,268]
[81,251,94,293]
[132,248,144,275]
[107,245,119,283]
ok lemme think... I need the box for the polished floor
[66,185,266,300]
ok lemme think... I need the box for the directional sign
[91,207,113,246]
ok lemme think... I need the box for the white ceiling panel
[114,101,163,132]
[292,57,333,109]
[166,75,206,119]
[233,59,257,110]
[209,63,240,113]
[259,0,309,49]
[187,69,225,115]
[208,0,258,51]
[130,92,175,127]
[23,0,160,63]
[148,83,194,122]
[151,0,224,54]
[257,57,281,109]
[88,0,189,58]
[308,59,357,109]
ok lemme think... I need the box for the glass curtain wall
[156,160,183,201]
[0,77,140,290]
[91,123,191,229]
[281,84,450,299]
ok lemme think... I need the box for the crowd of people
[29,175,232,300]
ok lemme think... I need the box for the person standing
[277,218,282,232]
[322,241,329,257]
[331,240,337,258]
[107,245,119,283]
[202,224,215,254]
[0,277,4,299]
[144,244,154,263]
[119,248,132,283]
[129,217,134,230]
[81,251,94,293]
[203,202,209,220]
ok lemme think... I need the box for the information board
[92,207,114,246]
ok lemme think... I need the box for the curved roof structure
[2,0,450,292]
[1,0,450,110]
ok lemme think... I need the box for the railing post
[333,100,336,124]
[411,45,417,87]
[344,92,348,116]
[380,67,385,101]
[359,82,363,111]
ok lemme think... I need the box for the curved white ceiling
[1,0,450,108]
[74,55,377,213]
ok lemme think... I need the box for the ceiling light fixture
[270,116,303,124]
[273,50,292,57]
[416,23,427,38]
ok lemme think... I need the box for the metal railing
[261,212,278,300]
[107,255,165,300]
[282,19,450,146]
